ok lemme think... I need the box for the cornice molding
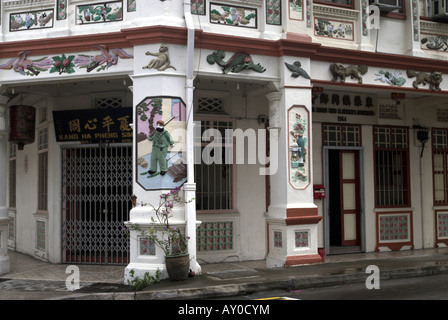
[219,0,263,7]
[313,4,359,21]
[3,0,54,10]
[420,20,448,35]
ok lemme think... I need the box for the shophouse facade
[0,0,448,280]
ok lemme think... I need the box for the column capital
[265,91,282,102]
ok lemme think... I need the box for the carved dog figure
[142,44,176,71]
[406,69,443,91]
[330,63,368,84]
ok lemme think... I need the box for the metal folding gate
[61,144,132,265]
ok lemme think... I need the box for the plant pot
[165,253,190,281]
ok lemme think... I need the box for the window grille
[38,127,48,211]
[95,96,122,109]
[36,220,46,251]
[323,124,361,146]
[374,126,410,207]
[197,97,225,114]
[432,128,448,205]
[194,119,235,211]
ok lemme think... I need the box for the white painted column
[266,57,322,268]
[0,96,10,275]
[407,0,425,57]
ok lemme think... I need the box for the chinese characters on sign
[52,108,132,142]
[312,90,376,124]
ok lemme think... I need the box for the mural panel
[136,97,187,190]
[288,105,310,190]
[10,9,54,31]
[210,3,257,28]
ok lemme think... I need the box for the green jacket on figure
[148,122,174,175]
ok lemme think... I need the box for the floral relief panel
[76,0,123,25]
[210,3,257,28]
[288,106,309,190]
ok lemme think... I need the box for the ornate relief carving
[313,4,359,21]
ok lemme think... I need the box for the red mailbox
[313,184,326,200]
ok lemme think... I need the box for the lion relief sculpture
[406,69,443,91]
[329,63,368,84]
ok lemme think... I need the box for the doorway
[61,144,133,264]
[324,148,364,255]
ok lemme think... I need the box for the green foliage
[127,269,161,290]
[50,54,75,74]
[125,187,194,256]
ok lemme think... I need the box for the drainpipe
[183,0,199,274]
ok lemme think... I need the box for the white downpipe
[183,0,200,274]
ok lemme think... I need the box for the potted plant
[126,187,192,281]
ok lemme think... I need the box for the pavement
[0,247,448,300]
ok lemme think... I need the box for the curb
[57,265,448,300]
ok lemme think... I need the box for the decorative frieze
[2,0,54,10]
[0,46,133,76]
[313,3,358,20]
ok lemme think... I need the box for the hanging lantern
[8,105,36,150]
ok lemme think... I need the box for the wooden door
[340,151,360,246]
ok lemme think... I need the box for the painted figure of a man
[148,120,174,176]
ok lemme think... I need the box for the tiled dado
[436,211,448,245]
[273,230,309,248]
[376,211,413,251]
[295,231,309,248]
[196,221,233,252]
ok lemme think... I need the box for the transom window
[323,124,361,147]
[373,126,410,207]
